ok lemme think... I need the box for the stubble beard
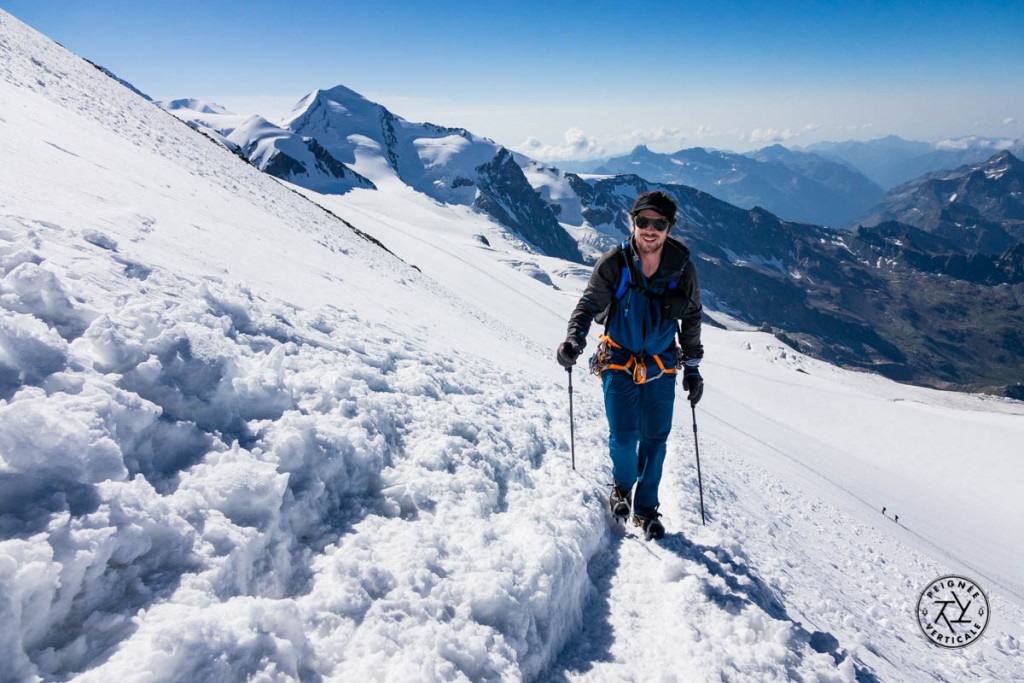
[633,232,666,257]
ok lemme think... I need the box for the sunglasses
[634,216,671,232]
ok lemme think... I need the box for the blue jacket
[567,236,703,367]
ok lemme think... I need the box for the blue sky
[3,0,1022,159]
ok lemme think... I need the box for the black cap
[630,191,677,222]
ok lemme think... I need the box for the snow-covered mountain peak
[156,92,375,195]
[315,82,379,107]
[277,83,583,260]
[281,84,387,137]
[226,112,281,139]
[985,148,1021,168]
[284,83,488,163]
[159,97,233,115]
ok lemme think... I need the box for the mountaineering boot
[632,511,665,540]
[609,486,631,522]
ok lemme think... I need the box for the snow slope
[1,10,1022,682]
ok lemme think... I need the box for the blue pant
[602,370,676,516]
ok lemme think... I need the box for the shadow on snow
[540,528,879,683]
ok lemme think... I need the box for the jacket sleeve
[676,260,704,363]
[566,251,618,343]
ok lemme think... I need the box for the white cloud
[748,128,789,144]
[622,126,684,147]
[512,127,605,161]
[746,124,821,144]
[1004,117,1017,125]
[935,137,974,150]
[935,136,1015,151]
[513,125,691,161]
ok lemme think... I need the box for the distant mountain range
[560,135,1024,227]
[806,135,1024,190]
[161,88,1024,396]
[588,144,885,227]
[858,150,1024,255]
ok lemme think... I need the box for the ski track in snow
[1,10,1023,682]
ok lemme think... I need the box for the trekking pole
[567,367,576,470]
[691,403,706,525]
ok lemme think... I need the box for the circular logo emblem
[917,575,990,648]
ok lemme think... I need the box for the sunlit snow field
[1,11,1022,682]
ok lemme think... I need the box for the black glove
[556,337,584,368]
[682,366,704,405]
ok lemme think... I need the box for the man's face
[632,209,671,255]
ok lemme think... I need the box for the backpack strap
[614,239,632,300]
[616,238,680,300]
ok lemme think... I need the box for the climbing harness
[589,334,676,385]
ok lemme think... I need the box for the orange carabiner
[631,358,648,384]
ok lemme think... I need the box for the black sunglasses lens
[636,216,669,231]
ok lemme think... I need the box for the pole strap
[692,403,706,525]
[567,367,575,471]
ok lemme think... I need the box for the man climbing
[556,191,704,539]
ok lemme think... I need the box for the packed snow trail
[544,439,874,681]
